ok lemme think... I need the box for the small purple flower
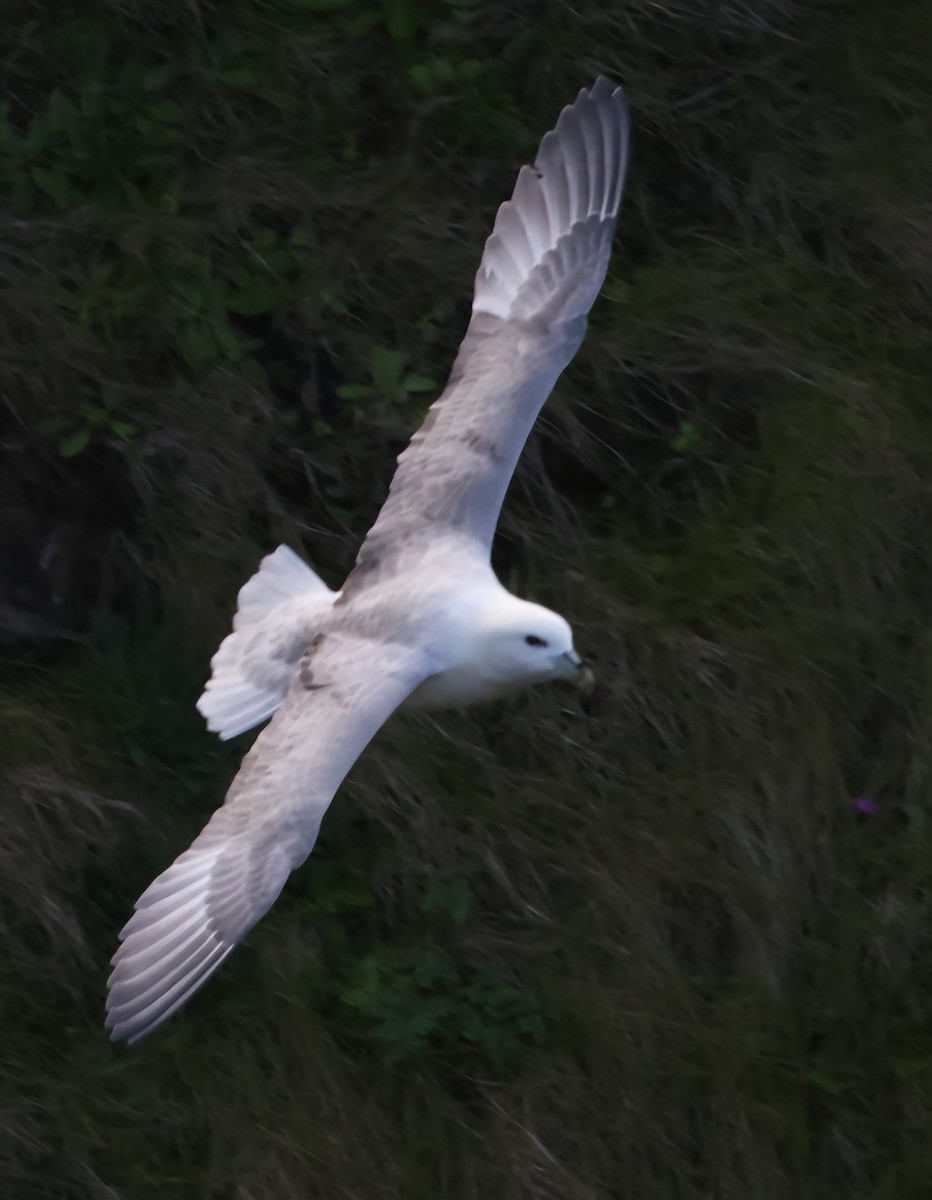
[851,795,877,817]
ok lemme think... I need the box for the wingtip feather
[471,77,630,325]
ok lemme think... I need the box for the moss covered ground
[2,0,932,1196]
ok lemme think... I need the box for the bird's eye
[525,634,548,647]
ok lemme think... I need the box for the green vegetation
[2,0,932,1195]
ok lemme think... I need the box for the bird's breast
[402,664,514,711]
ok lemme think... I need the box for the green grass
[2,0,932,1195]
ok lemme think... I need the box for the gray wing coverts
[106,639,426,1043]
[348,77,630,582]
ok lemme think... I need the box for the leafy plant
[671,419,702,456]
[39,401,138,458]
[0,24,188,217]
[337,344,437,411]
[339,944,549,1068]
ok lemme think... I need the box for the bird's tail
[471,76,630,328]
[197,545,333,740]
[230,543,330,630]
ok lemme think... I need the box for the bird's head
[476,595,594,692]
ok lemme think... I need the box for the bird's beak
[559,649,595,694]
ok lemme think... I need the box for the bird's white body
[107,78,630,1043]
[198,544,583,736]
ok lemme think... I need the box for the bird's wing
[344,77,629,593]
[106,634,430,1044]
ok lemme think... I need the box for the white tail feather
[197,546,335,740]
[233,544,329,630]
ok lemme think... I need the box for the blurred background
[2,1,931,1196]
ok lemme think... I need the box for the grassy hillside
[2,1,932,1196]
